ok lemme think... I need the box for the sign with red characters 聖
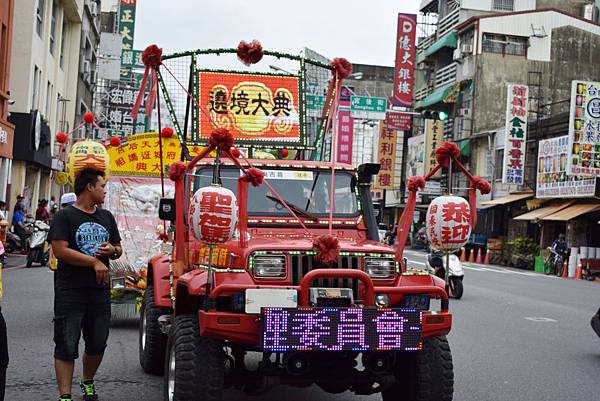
[189,186,238,245]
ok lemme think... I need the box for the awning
[513,201,575,221]
[416,85,455,109]
[455,138,471,157]
[480,192,534,206]
[542,203,600,221]
[424,31,458,57]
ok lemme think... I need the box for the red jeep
[139,159,453,401]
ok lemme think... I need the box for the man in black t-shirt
[48,168,122,401]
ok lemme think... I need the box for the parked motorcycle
[27,220,50,267]
[427,250,464,299]
[6,223,32,254]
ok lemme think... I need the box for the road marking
[524,317,557,322]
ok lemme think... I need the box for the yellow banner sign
[375,123,397,190]
[424,119,444,177]
[107,132,209,176]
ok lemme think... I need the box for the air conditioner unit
[459,108,471,118]
[90,1,98,17]
[453,48,463,61]
[83,60,91,76]
[461,43,473,55]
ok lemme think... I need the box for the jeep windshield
[193,167,359,218]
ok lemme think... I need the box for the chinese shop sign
[106,132,209,176]
[350,96,387,120]
[567,81,600,176]
[503,84,528,184]
[424,119,444,178]
[375,123,397,189]
[386,111,412,131]
[337,99,354,164]
[393,14,416,107]
[198,72,301,144]
[118,0,136,50]
[103,82,147,136]
[121,49,143,69]
[538,135,596,198]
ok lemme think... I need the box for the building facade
[8,0,84,212]
[414,0,600,258]
[0,0,15,205]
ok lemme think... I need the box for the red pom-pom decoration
[330,58,353,80]
[407,176,426,192]
[471,176,492,195]
[242,167,265,187]
[230,148,241,158]
[313,235,340,266]
[55,131,68,144]
[168,161,187,182]
[236,40,264,66]
[142,44,163,69]
[435,141,461,168]
[281,148,289,158]
[209,128,234,151]
[109,136,122,147]
[83,112,95,124]
[161,127,174,138]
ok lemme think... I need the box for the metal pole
[445,157,453,294]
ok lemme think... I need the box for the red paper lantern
[281,148,289,158]
[426,195,472,252]
[161,127,174,138]
[55,131,68,144]
[109,136,121,147]
[189,186,238,245]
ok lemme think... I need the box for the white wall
[461,0,536,12]
[478,10,600,62]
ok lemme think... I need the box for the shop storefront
[0,120,14,203]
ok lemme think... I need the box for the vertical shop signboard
[424,119,444,177]
[119,0,136,50]
[537,135,596,198]
[375,123,397,189]
[502,84,528,184]
[337,99,354,164]
[567,80,600,176]
[393,14,416,107]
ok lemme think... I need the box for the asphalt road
[2,251,599,401]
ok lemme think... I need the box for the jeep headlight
[365,258,396,279]
[253,255,287,278]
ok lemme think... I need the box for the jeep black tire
[450,277,463,300]
[382,335,454,401]
[164,314,225,401]
[139,285,171,375]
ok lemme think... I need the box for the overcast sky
[132,0,420,67]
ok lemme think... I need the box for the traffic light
[421,110,449,121]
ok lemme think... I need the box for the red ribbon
[131,45,163,120]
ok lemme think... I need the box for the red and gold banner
[198,71,301,144]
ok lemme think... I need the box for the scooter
[6,223,32,254]
[27,220,49,267]
[427,250,465,299]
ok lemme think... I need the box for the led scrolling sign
[260,307,423,352]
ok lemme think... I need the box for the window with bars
[49,2,57,55]
[60,20,67,69]
[36,0,45,37]
[482,33,528,56]
[493,0,514,11]
[494,149,504,180]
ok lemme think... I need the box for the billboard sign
[375,123,397,189]
[198,71,302,145]
[393,13,417,107]
[502,84,528,184]
[537,135,596,198]
[567,80,600,176]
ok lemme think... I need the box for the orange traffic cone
[460,247,466,262]
[469,249,476,263]
[484,250,491,265]
[561,261,568,278]
[476,249,483,264]
[574,264,583,280]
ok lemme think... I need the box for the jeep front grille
[290,255,361,300]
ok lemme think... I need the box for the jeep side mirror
[159,198,176,221]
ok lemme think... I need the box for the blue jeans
[53,288,111,361]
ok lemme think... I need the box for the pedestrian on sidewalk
[48,168,122,401]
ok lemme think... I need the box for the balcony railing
[417,34,436,56]
[415,85,433,102]
[437,8,460,38]
[435,62,457,89]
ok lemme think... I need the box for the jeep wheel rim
[167,348,176,401]
[141,308,147,351]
